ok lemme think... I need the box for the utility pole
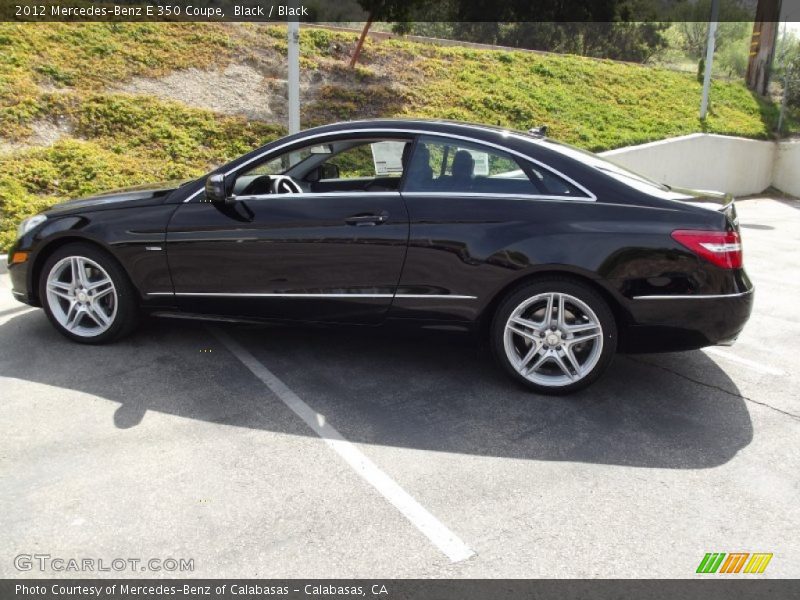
[287,18,300,135]
[700,0,720,120]
[747,0,782,95]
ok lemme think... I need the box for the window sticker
[464,149,489,176]
[371,141,406,176]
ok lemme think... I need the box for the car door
[393,134,593,322]
[164,135,413,323]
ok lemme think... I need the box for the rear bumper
[620,288,754,353]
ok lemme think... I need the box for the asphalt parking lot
[1,196,799,578]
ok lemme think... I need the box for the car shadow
[0,309,753,469]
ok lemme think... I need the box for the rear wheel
[39,243,138,343]
[491,278,616,395]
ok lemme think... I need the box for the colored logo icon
[697,553,773,574]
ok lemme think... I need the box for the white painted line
[703,347,784,376]
[210,326,475,563]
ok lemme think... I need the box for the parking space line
[210,326,476,563]
[703,347,784,376]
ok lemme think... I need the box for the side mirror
[305,163,340,183]
[321,163,340,180]
[205,174,233,204]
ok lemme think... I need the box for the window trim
[400,191,596,203]
[405,134,590,199]
[229,191,402,202]
[184,128,596,203]
[238,136,411,184]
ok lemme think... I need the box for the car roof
[297,118,540,142]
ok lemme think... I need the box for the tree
[774,32,800,119]
[675,0,751,60]
[350,0,424,67]
[396,0,670,63]
[746,0,782,95]
[717,38,750,77]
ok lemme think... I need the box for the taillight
[671,229,743,269]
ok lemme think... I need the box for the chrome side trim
[165,292,393,298]
[401,191,594,203]
[184,128,596,203]
[231,191,400,202]
[193,189,592,206]
[146,292,477,299]
[632,290,754,300]
[395,294,477,299]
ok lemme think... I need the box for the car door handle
[345,212,388,226]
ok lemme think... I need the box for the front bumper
[7,251,36,306]
[620,288,754,353]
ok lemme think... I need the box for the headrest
[452,150,474,179]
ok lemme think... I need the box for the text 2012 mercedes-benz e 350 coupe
[8,119,753,394]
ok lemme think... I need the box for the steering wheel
[270,175,303,195]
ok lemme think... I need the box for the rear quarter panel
[391,193,730,323]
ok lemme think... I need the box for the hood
[45,180,191,216]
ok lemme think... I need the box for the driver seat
[405,144,433,190]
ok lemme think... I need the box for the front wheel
[39,243,138,344]
[491,278,617,395]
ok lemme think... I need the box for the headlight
[17,214,47,238]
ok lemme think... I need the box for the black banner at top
[1,0,793,23]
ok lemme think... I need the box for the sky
[783,21,799,39]
[783,0,800,35]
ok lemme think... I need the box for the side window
[525,165,586,196]
[231,138,410,196]
[321,141,408,180]
[233,145,324,195]
[404,136,585,197]
[243,147,315,177]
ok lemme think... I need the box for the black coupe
[8,119,753,394]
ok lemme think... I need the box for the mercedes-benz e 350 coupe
[8,119,753,394]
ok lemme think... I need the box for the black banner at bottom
[2,580,800,600]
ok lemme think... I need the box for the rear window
[404,136,587,198]
[521,136,673,195]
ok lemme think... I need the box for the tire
[38,242,139,344]
[491,277,617,395]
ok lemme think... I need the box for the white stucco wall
[773,140,800,198]
[599,133,779,197]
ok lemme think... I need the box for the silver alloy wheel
[45,256,118,337]
[503,292,603,387]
